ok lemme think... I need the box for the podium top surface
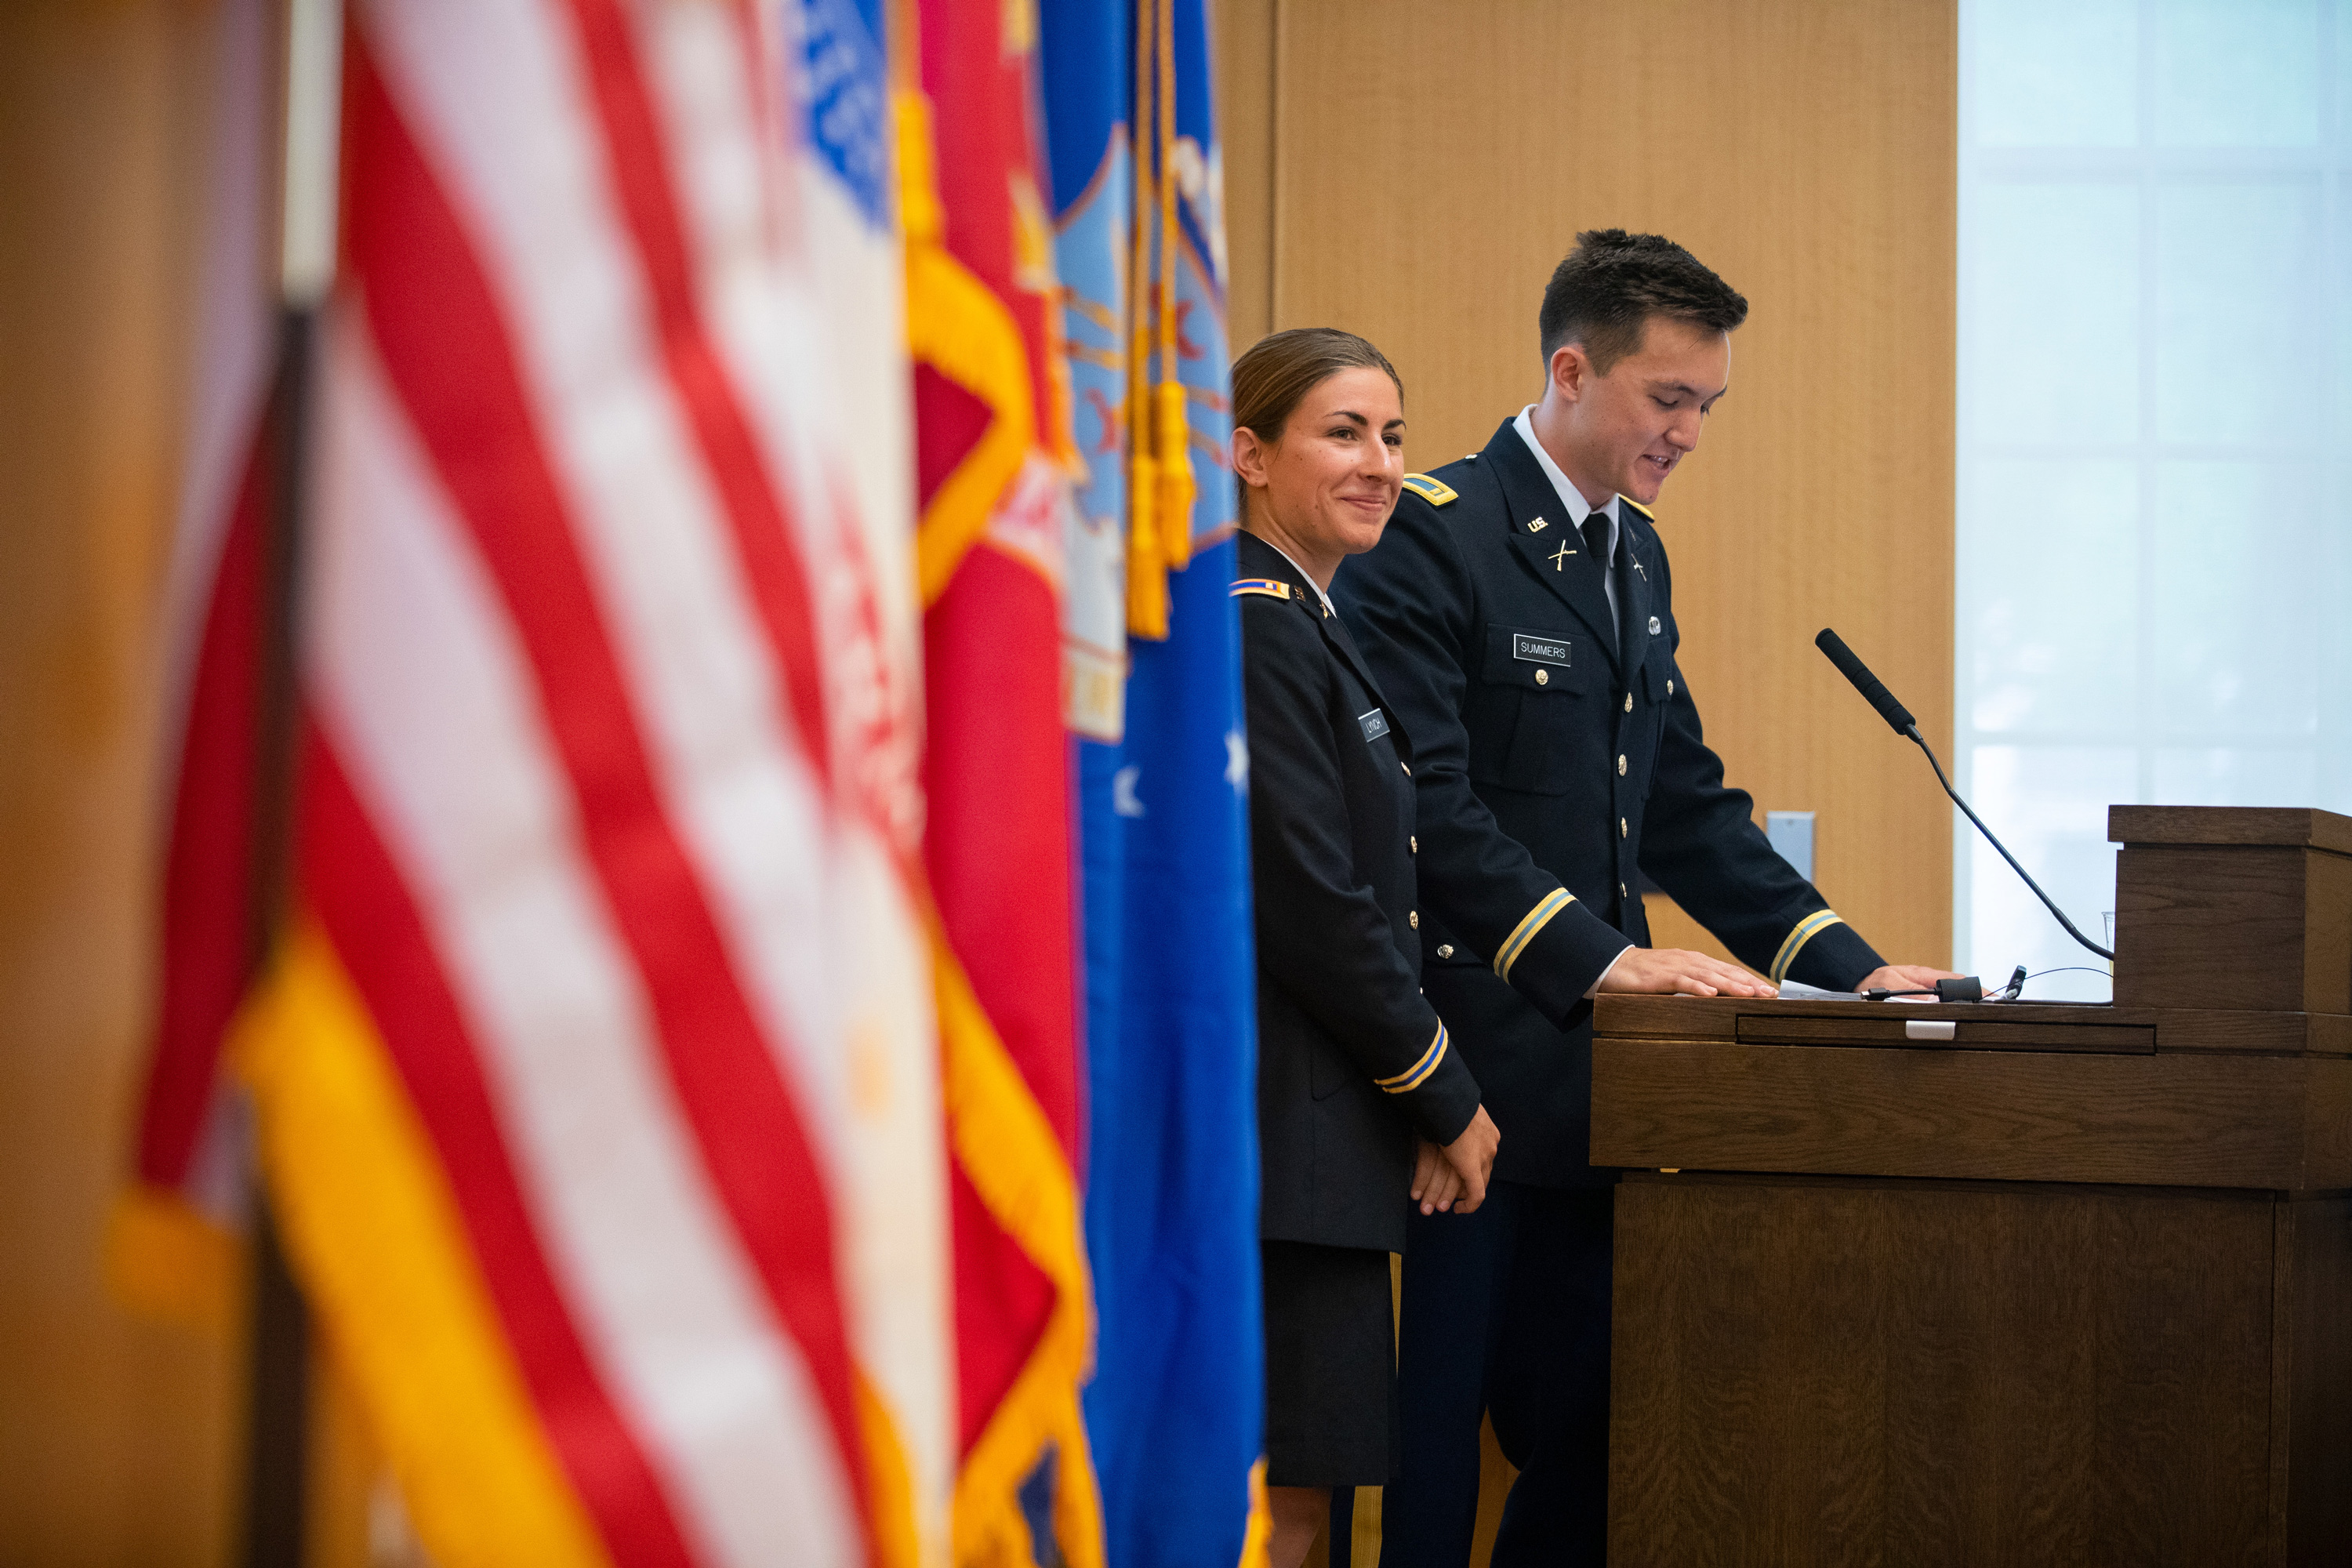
[1592,993,2350,1056]
[2108,804,2352,853]
[1596,995,2127,1033]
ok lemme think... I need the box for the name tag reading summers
[1512,633,1571,666]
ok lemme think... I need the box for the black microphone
[1815,629,1914,734]
[1816,628,2114,964]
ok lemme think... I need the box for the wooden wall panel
[1225,0,1958,969]
[0,4,236,1562]
[1214,0,1276,353]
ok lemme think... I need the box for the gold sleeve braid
[1769,909,1845,985]
[1375,1025,1450,1094]
[1494,889,1575,981]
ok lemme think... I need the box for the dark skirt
[1261,1239,1399,1487]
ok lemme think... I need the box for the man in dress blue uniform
[1332,229,1957,1564]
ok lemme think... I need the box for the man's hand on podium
[1856,964,1967,996]
[1597,947,1775,998]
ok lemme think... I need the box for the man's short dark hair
[1538,229,1749,376]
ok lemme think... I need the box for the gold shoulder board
[1401,473,1459,506]
[1229,578,1292,600]
[1619,495,1657,521]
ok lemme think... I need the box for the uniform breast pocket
[1641,644,1676,760]
[1468,625,1587,795]
[1641,619,1675,698]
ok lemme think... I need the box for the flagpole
[241,0,339,1561]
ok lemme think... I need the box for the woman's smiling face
[1235,365,1406,583]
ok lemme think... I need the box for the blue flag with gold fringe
[1041,0,1265,1561]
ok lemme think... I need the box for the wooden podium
[1592,807,2352,1566]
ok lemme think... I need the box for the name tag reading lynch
[1358,708,1392,742]
[1512,633,1571,666]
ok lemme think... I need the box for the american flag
[130,0,946,1561]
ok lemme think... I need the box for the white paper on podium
[1774,979,1863,1001]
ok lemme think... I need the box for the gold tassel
[1126,303,1164,637]
[1148,0,1193,581]
[1123,0,1168,639]
[1152,379,1194,573]
[1125,442,1168,637]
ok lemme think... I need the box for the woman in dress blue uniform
[1229,328,1502,1567]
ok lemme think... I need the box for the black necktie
[1583,509,1627,659]
[1580,510,1612,570]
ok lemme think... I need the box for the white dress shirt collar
[1259,534,1338,619]
[1513,406,1621,636]
[1513,405,1620,553]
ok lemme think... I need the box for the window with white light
[1957,0,2351,996]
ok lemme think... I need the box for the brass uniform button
[1409,910,1421,930]
[1621,818,1628,837]
[1624,691,1633,712]
[1437,943,1455,958]
[1668,678,1675,697]
[1620,882,1628,899]
[1617,754,1628,775]
[1401,761,1411,775]
[1535,668,1549,686]
[1410,836,1418,852]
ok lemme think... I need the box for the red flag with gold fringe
[897,0,1103,1561]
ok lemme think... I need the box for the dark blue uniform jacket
[1333,419,1886,1186]
[1236,531,1480,1253]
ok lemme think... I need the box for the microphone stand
[1903,723,2114,964]
[1814,627,2114,967]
